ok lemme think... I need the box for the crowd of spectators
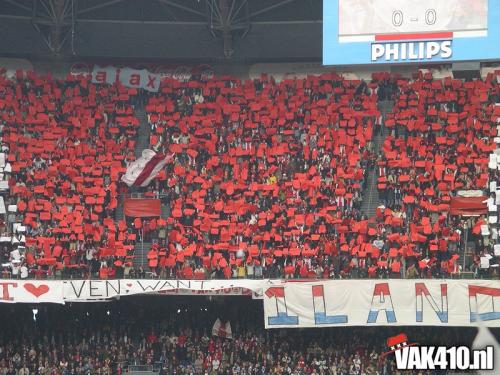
[138,72,499,280]
[140,72,379,281]
[0,70,139,279]
[0,297,496,374]
[0,69,498,280]
[378,72,500,279]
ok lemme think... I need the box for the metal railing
[118,192,169,199]
[126,362,162,374]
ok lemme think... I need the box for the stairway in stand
[132,242,153,270]
[360,100,394,218]
[134,107,152,159]
[115,106,152,222]
[117,105,156,270]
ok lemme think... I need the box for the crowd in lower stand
[0,69,498,280]
[0,298,496,374]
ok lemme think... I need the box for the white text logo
[371,41,452,62]
[394,346,494,370]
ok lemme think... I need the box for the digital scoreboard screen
[323,0,500,65]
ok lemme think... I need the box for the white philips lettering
[400,42,407,60]
[408,42,418,59]
[426,42,440,59]
[441,40,452,58]
[385,43,399,61]
[371,41,452,62]
[371,44,385,61]
[418,42,425,59]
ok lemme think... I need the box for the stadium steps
[462,241,477,272]
[133,108,171,221]
[117,107,156,264]
[161,202,170,218]
[360,100,394,218]
[134,107,151,159]
[360,171,380,218]
[115,199,124,221]
[115,106,152,222]
[133,242,152,270]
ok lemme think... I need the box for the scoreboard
[323,0,500,65]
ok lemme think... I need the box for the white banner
[263,280,500,328]
[3,279,500,328]
[0,279,269,304]
[62,279,267,301]
[91,65,160,92]
[0,281,63,304]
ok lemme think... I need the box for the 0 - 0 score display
[324,0,500,65]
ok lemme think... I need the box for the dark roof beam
[1,0,31,13]
[76,0,127,16]
[157,0,205,19]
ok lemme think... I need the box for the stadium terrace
[0,0,498,374]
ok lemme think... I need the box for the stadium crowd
[0,70,139,279]
[0,69,498,280]
[0,298,495,374]
[140,72,499,280]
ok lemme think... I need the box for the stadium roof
[0,0,322,62]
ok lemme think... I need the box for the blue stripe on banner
[470,312,500,322]
[314,312,348,325]
[268,312,299,326]
[367,310,378,323]
[416,311,423,322]
[386,311,396,323]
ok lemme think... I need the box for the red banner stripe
[469,285,500,297]
[375,32,453,41]
[312,285,324,298]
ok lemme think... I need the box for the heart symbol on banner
[126,283,133,288]
[23,283,50,298]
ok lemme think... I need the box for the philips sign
[371,41,452,62]
[323,0,500,66]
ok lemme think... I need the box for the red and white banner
[72,62,214,82]
[0,279,266,304]
[3,279,500,329]
[124,198,161,217]
[212,318,233,339]
[121,150,173,187]
[91,65,161,92]
[62,279,266,301]
[0,281,62,304]
[264,280,500,328]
